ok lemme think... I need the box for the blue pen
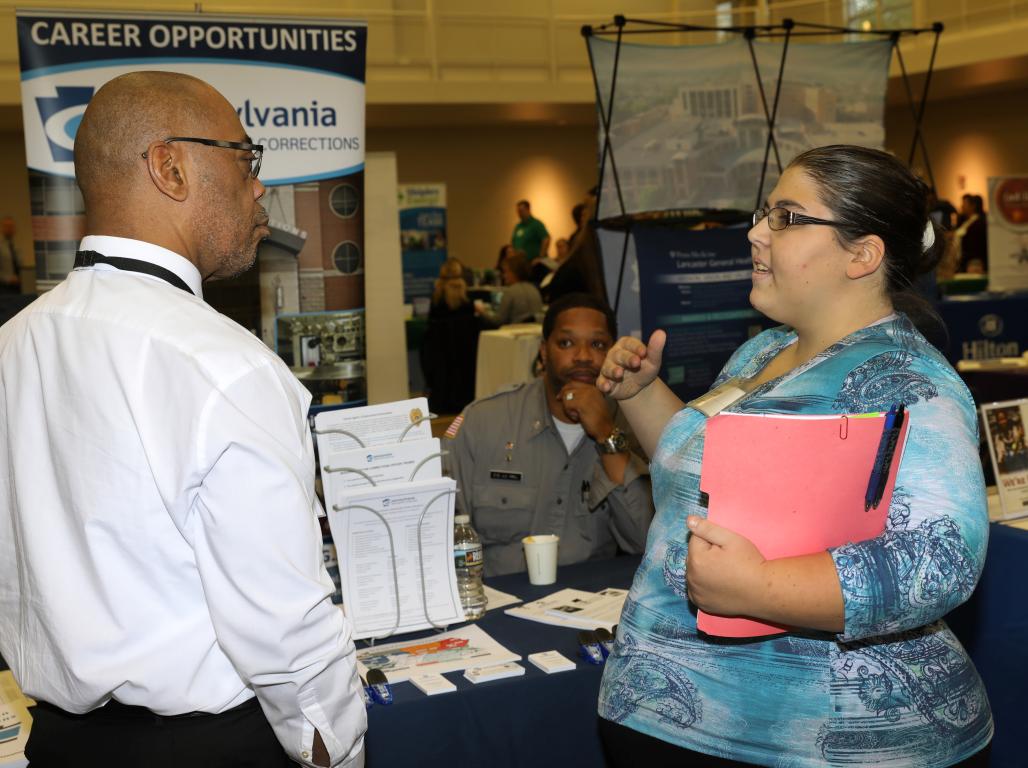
[871,405,906,510]
[864,404,898,512]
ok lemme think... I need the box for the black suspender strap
[74,250,194,296]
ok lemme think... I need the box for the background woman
[475,251,543,327]
[422,257,480,413]
[596,145,992,767]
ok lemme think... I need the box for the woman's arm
[686,517,844,632]
[598,330,684,458]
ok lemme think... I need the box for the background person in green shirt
[512,199,550,262]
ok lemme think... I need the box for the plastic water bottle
[454,514,487,620]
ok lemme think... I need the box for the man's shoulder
[446,380,539,437]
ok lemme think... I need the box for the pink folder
[696,410,910,638]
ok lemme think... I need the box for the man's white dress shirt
[0,235,365,767]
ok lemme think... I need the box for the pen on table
[871,404,906,510]
[865,403,899,512]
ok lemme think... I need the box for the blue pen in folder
[871,405,906,510]
[864,404,898,512]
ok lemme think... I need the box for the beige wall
[1,84,1024,286]
[366,122,597,270]
[885,89,1028,210]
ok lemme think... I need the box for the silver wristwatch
[597,427,629,454]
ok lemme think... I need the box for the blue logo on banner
[35,85,94,162]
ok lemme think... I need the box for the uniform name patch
[489,470,523,482]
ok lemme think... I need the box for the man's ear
[144,140,189,202]
[846,234,886,280]
[538,339,547,369]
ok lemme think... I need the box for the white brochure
[357,624,520,683]
[320,438,443,498]
[981,398,1028,520]
[329,477,463,639]
[504,587,628,632]
[314,397,432,451]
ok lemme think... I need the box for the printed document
[329,477,464,639]
[505,587,627,631]
[0,671,32,765]
[314,397,432,451]
[320,438,443,501]
[356,624,520,683]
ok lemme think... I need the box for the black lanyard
[74,250,194,296]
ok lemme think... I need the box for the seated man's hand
[558,381,614,442]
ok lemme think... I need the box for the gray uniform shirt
[443,377,654,576]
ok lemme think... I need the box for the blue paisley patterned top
[598,314,993,767]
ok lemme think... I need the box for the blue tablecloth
[365,554,641,768]
[2,528,1025,767]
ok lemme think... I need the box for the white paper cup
[522,534,559,585]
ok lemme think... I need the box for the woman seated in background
[475,251,543,327]
[595,145,992,768]
[421,257,480,414]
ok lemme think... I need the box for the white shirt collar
[78,235,204,299]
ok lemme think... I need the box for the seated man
[443,293,654,576]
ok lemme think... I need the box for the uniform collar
[78,235,204,299]
[525,377,557,441]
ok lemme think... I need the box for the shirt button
[302,751,310,759]
[563,464,568,470]
[501,497,507,505]
[556,498,562,505]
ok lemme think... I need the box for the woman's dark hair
[502,251,532,282]
[496,243,514,269]
[788,145,945,340]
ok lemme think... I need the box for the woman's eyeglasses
[752,206,841,231]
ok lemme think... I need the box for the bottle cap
[455,514,470,524]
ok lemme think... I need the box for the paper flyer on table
[320,438,443,500]
[505,588,627,631]
[0,671,33,764]
[314,397,432,452]
[356,624,520,683]
[483,585,522,611]
[329,477,464,639]
[981,399,1028,520]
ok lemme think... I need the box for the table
[366,554,640,768]
[473,323,542,399]
[4,527,1026,767]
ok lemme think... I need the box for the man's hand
[557,381,614,442]
[685,515,767,618]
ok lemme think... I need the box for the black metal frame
[581,16,944,313]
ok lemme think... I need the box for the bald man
[0,73,365,768]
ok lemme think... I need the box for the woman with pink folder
[596,146,992,767]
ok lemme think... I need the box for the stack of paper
[356,624,520,683]
[0,671,32,767]
[315,399,465,639]
[504,587,627,632]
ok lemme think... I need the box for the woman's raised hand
[597,329,666,401]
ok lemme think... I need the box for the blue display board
[398,183,447,305]
[937,292,1028,365]
[634,225,773,402]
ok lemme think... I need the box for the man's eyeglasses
[752,206,841,231]
[141,137,264,179]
